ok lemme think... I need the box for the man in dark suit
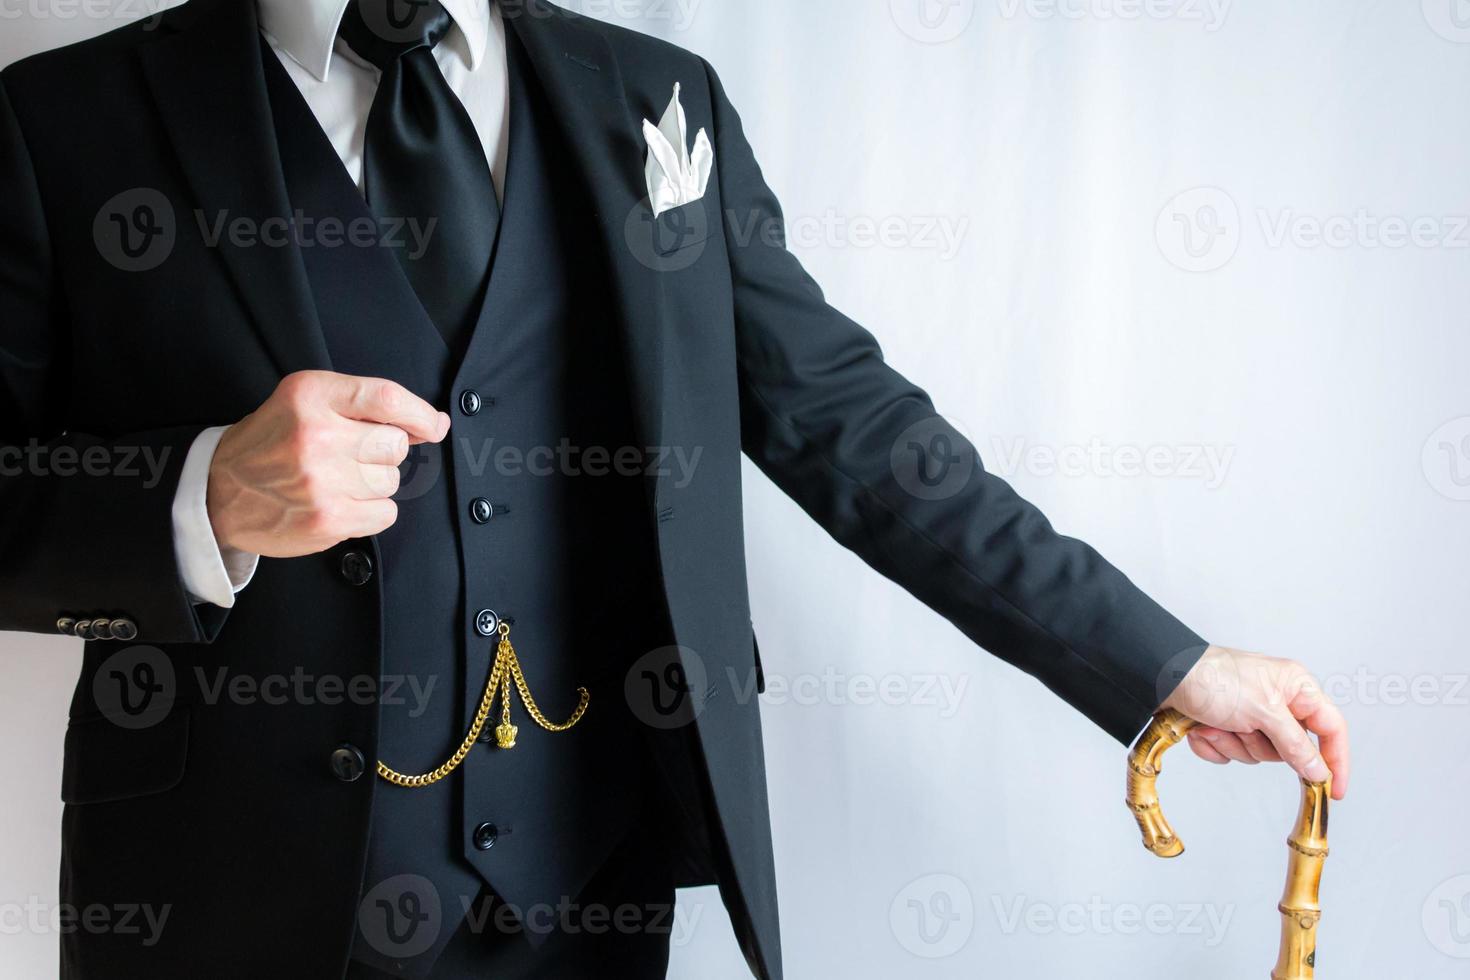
[0,0,1350,976]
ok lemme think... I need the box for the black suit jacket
[0,1,1207,977]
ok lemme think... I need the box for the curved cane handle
[1125,709,1331,979]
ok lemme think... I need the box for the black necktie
[338,0,500,352]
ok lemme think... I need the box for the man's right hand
[206,371,450,558]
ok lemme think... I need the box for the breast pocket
[60,705,191,805]
[626,199,716,275]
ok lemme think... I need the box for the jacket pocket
[61,705,190,805]
[630,199,715,274]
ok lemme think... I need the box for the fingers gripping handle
[1125,709,1331,979]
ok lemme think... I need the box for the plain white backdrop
[3,1,1469,976]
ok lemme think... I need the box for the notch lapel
[502,1,668,490]
[138,0,332,377]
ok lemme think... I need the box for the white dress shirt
[172,0,510,608]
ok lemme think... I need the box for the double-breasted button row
[55,616,137,641]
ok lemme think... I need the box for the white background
[3,1,1469,977]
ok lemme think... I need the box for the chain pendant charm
[376,621,589,785]
[495,722,518,749]
[488,621,590,750]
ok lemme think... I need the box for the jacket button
[459,390,482,416]
[110,618,138,641]
[56,617,76,635]
[469,497,494,524]
[472,822,498,850]
[340,550,374,586]
[90,618,114,640]
[73,619,95,641]
[330,744,366,782]
[474,609,500,637]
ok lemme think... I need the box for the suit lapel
[138,0,332,376]
[137,0,670,454]
[502,0,668,481]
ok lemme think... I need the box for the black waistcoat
[262,34,667,974]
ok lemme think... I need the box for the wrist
[1161,644,1225,715]
[204,435,242,555]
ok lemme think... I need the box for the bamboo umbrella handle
[1125,709,1331,979]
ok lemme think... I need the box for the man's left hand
[1162,645,1350,801]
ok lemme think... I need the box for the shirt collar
[258,0,491,83]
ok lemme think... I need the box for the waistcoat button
[459,389,482,416]
[472,822,498,850]
[474,609,500,637]
[469,497,494,524]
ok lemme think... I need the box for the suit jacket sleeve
[0,75,226,644]
[701,61,1207,744]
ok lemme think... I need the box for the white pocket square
[642,82,713,219]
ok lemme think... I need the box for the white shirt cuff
[172,425,259,608]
